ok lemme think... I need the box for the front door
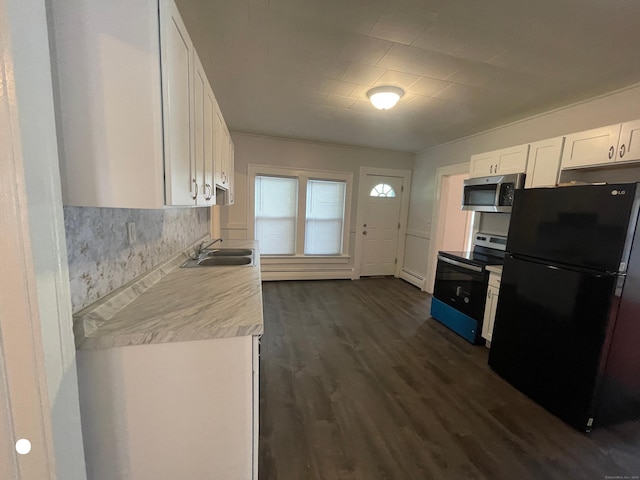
[360,175,403,276]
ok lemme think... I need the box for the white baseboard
[261,269,354,281]
[399,268,425,289]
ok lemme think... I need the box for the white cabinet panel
[227,139,235,205]
[469,144,529,178]
[51,0,233,208]
[203,83,216,204]
[561,124,622,169]
[78,336,256,479]
[160,0,197,205]
[194,52,215,205]
[214,104,225,188]
[482,272,501,344]
[193,51,206,204]
[525,137,565,188]
[617,119,640,164]
[496,145,529,175]
[469,152,496,177]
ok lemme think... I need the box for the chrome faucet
[193,238,223,258]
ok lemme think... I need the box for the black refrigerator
[488,183,640,431]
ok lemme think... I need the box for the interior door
[360,175,403,276]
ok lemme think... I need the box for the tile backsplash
[64,206,210,313]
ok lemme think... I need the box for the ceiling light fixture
[367,86,404,110]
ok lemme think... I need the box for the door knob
[363,231,367,235]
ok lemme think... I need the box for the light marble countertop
[486,265,503,275]
[73,240,264,350]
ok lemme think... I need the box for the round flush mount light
[367,86,404,110]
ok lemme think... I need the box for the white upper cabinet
[469,144,529,178]
[191,51,206,205]
[525,137,565,188]
[561,124,623,169]
[214,103,225,189]
[193,51,215,205]
[617,119,640,164]
[227,139,235,206]
[560,120,640,170]
[160,0,197,206]
[203,83,216,205]
[50,0,231,208]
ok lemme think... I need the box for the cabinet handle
[490,165,493,174]
[620,143,626,159]
[205,183,212,200]
[192,179,198,200]
[608,146,615,160]
[487,290,491,299]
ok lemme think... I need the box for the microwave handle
[437,255,483,273]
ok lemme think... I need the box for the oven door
[433,254,489,321]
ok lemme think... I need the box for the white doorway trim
[424,162,479,293]
[353,167,412,279]
[0,0,56,474]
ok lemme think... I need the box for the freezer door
[488,255,617,431]
[507,183,638,272]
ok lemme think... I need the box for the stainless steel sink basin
[198,256,253,266]
[205,248,253,257]
[180,249,255,268]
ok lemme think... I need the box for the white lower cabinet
[77,335,259,480]
[482,272,502,344]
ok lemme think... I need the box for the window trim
[248,164,353,259]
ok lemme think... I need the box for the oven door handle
[437,255,483,273]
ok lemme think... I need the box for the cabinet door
[561,124,622,169]
[214,104,225,188]
[482,285,499,342]
[496,144,529,175]
[193,52,206,205]
[221,125,231,188]
[203,83,216,204]
[525,137,564,188]
[160,0,196,205]
[617,119,640,164]
[226,139,235,205]
[469,152,496,178]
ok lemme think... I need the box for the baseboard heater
[400,268,424,281]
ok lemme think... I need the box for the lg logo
[611,190,626,196]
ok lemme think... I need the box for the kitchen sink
[180,248,255,268]
[198,256,253,266]
[205,248,253,257]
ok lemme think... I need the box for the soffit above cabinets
[176,0,640,153]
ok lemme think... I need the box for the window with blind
[305,180,346,255]
[254,176,298,255]
[250,166,352,257]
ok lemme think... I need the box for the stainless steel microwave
[462,173,525,212]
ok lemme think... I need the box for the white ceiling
[176,0,640,153]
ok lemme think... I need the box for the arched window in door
[370,183,396,198]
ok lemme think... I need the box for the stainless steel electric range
[430,232,507,344]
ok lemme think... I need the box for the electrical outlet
[127,222,137,244]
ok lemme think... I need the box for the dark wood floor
[259,278,640,480]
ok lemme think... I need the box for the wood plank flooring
[259,278,640,480]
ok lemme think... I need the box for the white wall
[223,133,414,278]
[407,83,640,288]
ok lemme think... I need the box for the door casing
[353,167,412,279]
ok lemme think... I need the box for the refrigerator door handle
[437,255,483,273]
[509,254,619,277]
